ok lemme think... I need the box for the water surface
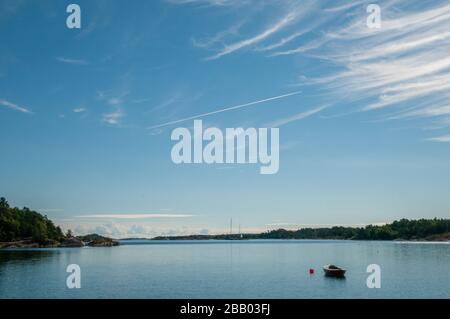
[0,240,448,298]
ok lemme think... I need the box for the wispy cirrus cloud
[205,9,302,60]
[72,107,86,113]
[76,214,195,219]
[185,0,450,139]
[0,99,32,113]
[175,0,320,60]
[97,90,130,125]
[102,108,124,125]
[167,0,249,7]
[427,135,450,143]
[276,1,450,128]
[0,0,26,18]
[56,57,88,65]
[108,97,124,106]
[268,104,328,127]
[97,90,130,106]
[37,208,64,213]
[255,28,311,52]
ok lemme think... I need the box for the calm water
[0,240,449,299]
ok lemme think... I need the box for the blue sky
[1,0,450,238]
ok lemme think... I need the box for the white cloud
[108,97,123,106]
[102,108,124,125]
[0,99,32,113]
[314,3,450,107]
[64,221,205,239]
[72,107,86,113]
[184,0,319,60]
[268,1,450,134]
[206,9,301,60]
[56,57,88,65]
[427,135,450,143]
[167,0,249,7]
[76,214,195,219]
[256,29,310,52]
[37,208,64,212]
[97,90,129,105]
[186,1,450,136]
[268,104,328,127]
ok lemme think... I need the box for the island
[0,197,119,248]
[2,196,449,246]
[152,218,450,242]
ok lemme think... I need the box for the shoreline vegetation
[0,197,118,249]
[1,196,449,248]
[151,219,450,242]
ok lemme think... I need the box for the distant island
[0,197,118,248]
[152,218,450,242]
[1,196,449,246]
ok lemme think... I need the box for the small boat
[323,264,346,277]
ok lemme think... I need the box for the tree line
[0,197,65,243]
[154,218,450,241]
[255,218,450,240]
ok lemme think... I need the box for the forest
[0,197,65,244]
[154,218,450,241]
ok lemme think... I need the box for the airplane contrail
[147,90,302,129]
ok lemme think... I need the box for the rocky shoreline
[0,234,119,249]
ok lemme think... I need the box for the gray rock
[59,238,85,247]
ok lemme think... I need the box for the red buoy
[309,268,314,274]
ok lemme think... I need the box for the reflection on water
[324,275,346,280]
[0,250,59,265]
[0,241,448,299]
